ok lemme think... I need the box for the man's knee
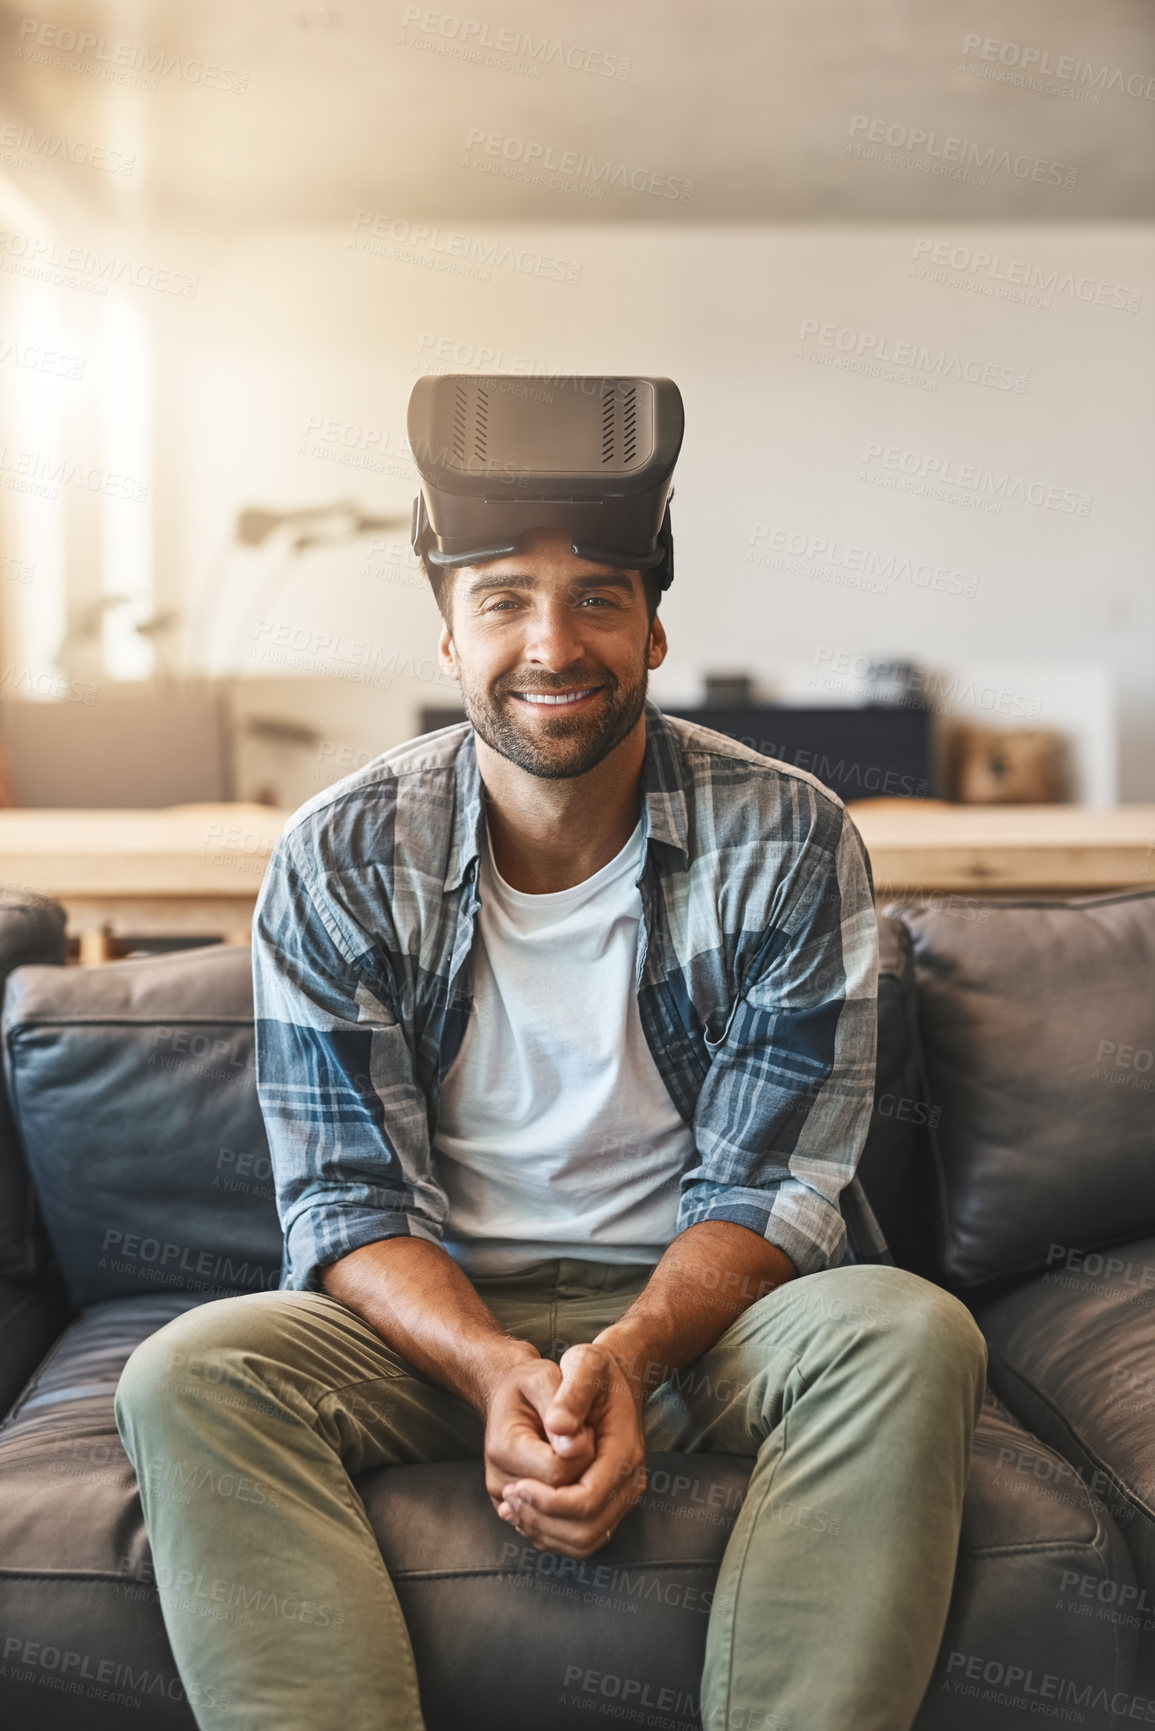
[115,1292,304,1443]
[808,1265,987,1391]
[764,1265,985,1380]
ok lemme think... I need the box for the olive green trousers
[115,1259,986,1731]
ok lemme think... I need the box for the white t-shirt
[433,815,696,1277]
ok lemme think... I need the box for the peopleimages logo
[944,1651,1155,1721]
[797,318,1027,393]
[15,18,249,92]
[847,114,1078,187]
[0,228,199,298]
[2,1635,232,1713]
[0,121,135,176]
[0,445,148,503]
[348,210,582,285]
[812,648,1043,721]
[0,335,85,380]
[909,238,1142,313]
[860,442,1092,516]
[746,523,979,600]
[463,129,694,202]
[399,7,632,79]
[961,34,1155,102]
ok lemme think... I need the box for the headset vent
[601,381,639,467]
[449,381,491,468]
[452,383,468,465]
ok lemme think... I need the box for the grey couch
[1,885,1154,1730]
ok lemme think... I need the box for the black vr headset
[408,374,684,591]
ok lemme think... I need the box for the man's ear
[437,622,460,682]
[647,613,668,672]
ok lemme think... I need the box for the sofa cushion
[0,1293,750,1731]
[0,1293,218,1727]
[979,1236,1155,1696]
[2,944,283,1309]
[372,1390,1137,1731]
[0,1295,1136,1730]
[914,1391,1139,1730]
[890,888,1155,1288]
[0,889,68,1281]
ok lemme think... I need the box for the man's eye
[484,595,617,613]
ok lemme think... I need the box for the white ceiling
[1,0,1152,229]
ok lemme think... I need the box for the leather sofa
[0,884,1153,1730]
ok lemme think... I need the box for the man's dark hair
[421,558,662,633]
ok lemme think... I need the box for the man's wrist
[473,1336,541,1414]
[589,1324,657,1411]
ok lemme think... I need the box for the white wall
[5,217,1154,801]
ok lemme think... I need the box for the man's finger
[489,1415,578,1486]
[544,1419,597,1461]
[484,1360,585,1487]
[544,1344,615,1435]
[505,1444,646,1525]
[499,1471,644,1555]
[510,1382,645,1515]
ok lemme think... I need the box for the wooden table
[0,804,291,964]
[848,800,1155,901]
[0,801,1150,964]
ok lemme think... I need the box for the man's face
[436,529,667,780]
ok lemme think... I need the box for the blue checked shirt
[252,699,890,1292]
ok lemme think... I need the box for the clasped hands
[484,1341,648,1560]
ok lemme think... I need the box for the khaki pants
[115,1258,986,1731]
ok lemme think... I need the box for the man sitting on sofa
[115,375,987,1731]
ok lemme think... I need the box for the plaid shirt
[252,699,890,1293]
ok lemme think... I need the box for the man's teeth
[517,689,596,706]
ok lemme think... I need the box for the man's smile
[509,686,604,710]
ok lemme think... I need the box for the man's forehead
[461,534,639,586]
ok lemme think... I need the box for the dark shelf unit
[415,703,934,805]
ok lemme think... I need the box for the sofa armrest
[856,913,939,1277]
[0,893,68,1282]
[0,1267,73,1419]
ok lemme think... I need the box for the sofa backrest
[3,943,282,1308]
[1,914,929,1306]
[888,886,1155,1292]
[0,889,68,1281]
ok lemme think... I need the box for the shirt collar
[443,697,690,892]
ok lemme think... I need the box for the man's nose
[521,603,588,665]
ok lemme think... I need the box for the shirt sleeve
[676,799,879,1277]
[252,840,450,1292]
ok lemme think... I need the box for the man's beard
[458,659,650,780]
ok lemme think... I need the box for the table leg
[77,926,112,966]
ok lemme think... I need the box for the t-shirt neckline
[484,815,644,905]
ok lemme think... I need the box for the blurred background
[0,0,1151,955]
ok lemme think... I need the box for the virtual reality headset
[408,374,684,591]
